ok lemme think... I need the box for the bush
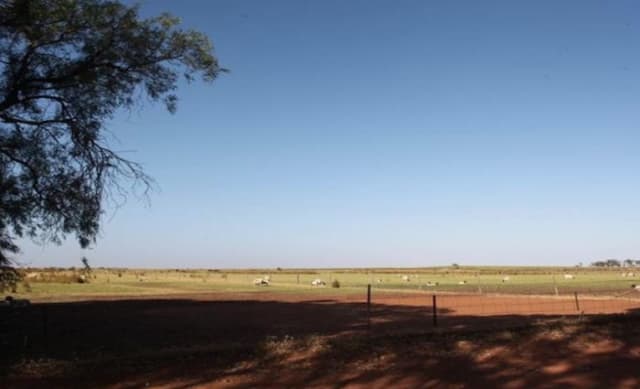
[331,279,340,288]
[27,270,78,284]
[22,280,32,293]
[0,267,21,293]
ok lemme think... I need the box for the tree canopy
[0,0,225,265]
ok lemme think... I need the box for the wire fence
[381,278,640,297]
[361,284,640,333]
[2,284,640,361]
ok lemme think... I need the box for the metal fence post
[41,305,48,352]
[432,295,438,327]
[367,284,371,329]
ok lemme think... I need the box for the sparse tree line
[1,256,93,292]
[590,259,640,268]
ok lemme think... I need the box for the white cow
[401,275,410,282]
[311,279,326,287]
[502,276,510,283]
[563,274,575,280]
[425,281,439,287]
[458,280,467,285]
[253,278,270,286]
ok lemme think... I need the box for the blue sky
[19,0,640,268]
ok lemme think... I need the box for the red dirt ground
[2,291,640,388]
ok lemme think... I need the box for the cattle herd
[248,272,640,292]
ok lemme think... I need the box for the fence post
[41,305,48,352]
[432,294,438,327]
[574,291,580,312]
[367,284,372,329]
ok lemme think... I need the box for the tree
[0,0,225,266]
[606,259,621,268]
[80,256,91,279]
[0,265,19,292]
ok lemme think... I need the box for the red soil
[3,291,639,388]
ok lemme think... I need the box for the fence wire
[363,284,640,333]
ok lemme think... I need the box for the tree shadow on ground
[2,298,640,388]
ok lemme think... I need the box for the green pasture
[12,266,640,301]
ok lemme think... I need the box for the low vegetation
[6,265,640,301]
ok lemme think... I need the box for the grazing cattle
[401,275,410,282]
[311,279,326,286]
[253,278,269,286]
[563,274,575,280]
[425,281,439,287]
[263,275,271,282]
[632,284,640,291]
[502,276,510,283]
[458,280,467,285]
[376,278,383,283]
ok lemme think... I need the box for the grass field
[13,265,640,301]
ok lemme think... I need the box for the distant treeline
[590,259,640,267]
[18,264,640,275]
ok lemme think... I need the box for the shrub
[331,279,340,288]
[0,267,21,293]
[22,279,32,293]
[30,271,78,284]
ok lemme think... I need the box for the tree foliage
[0,265,20,292]
[0,0,225,266]
[80,255,91,277]
[590,259,627,268]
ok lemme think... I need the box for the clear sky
[18,0,640,268]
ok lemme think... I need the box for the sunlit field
[13,266,640,301]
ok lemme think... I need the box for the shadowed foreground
[2,293,639,388]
